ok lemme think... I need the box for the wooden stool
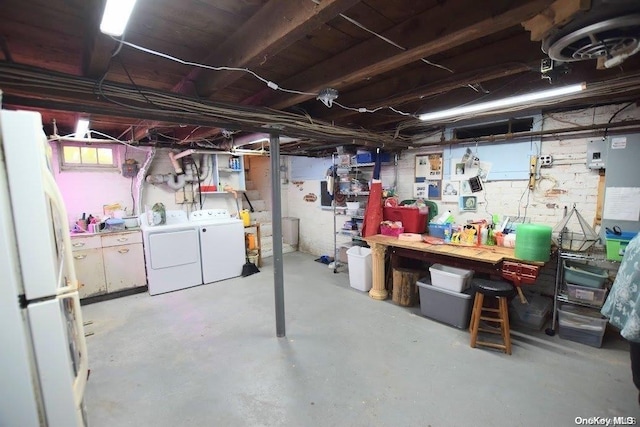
[469,279,515,355]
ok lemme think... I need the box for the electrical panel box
[121,161,139,178]
[586,139,607,169]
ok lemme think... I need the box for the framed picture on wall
[441,180,459,203]
[427,180,441,200]
[459,195,477,212]
[415,153,443,182]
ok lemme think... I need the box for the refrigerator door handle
[69,292,89,406]
[42,166,78,294]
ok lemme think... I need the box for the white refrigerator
[0,109,89,426]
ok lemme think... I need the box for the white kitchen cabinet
[71,235,106,298]
[102,243,146,292]
[73,248,107,298]
[71,230,146,299]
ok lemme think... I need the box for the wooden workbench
[363,235,544,300]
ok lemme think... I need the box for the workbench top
[364,234,545,266]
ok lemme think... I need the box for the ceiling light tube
[419,83,586,121]
[100,0,138,37]
[74,118,90,139]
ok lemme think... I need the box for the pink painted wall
[51,143,143,226]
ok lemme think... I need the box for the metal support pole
[270,133,286,337]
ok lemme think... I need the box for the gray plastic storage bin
[510,293,552,330]
[558,305,608,348]
[417,277,475,329]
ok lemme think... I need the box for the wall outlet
[538,154,553,167]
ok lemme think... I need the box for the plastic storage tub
[510,293,552,330]
[428,223,452,239]
[346,246,372,292]
[417,277,475,329]
[563,260,608,289]
[566,283,608,306]
[383,206,428,234]
[558,305,608,348]
[429,264,474,292]
[605,231,636,261]
[105,218,125,232]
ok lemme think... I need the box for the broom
[224,185,260,277]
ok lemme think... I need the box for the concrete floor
[83,252,639,427]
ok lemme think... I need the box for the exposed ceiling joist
[130,0,360,143]
[247,0,555,110]
[192,0,361,97]
[308,32,541,122]
[82,0,115,78]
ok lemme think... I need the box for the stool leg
[498,297,512,355]
[470,293,484,348]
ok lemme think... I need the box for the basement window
[60,142,117,171]
[453,117,534,140]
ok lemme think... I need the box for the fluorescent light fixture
[100,0,138,37]
[74,119,90,139]
[419,83,586,121]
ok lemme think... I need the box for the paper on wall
[603,187,640,221]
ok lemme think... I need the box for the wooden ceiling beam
[307,33,541,121]
[129,0,359,144]
[246,0,555,110]
[183,0,361,97]
[82,0,117,78]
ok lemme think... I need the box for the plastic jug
[240,209,251,227]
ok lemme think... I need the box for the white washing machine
[140,210,202,295]
[190,209,245,284]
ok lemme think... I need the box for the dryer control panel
[190,209,230,222]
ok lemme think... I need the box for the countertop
[70,228,141,238]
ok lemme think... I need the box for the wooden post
[392,267,422,306]
[368,242,388,300]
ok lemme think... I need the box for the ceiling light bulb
[419,83,586,121]
[100,0,138,37]
[75,119,90,139]
[317,88,339,108]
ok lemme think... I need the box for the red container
[383,206,428,233]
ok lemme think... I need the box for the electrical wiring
[90,130,150,150]
[114,38,317,97]
[111,21,436,119]
[0,63,411,145]
[603,101,637,139]
[309,0,453,74]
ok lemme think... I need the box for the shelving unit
[331,153,397,273]
[213,154,246,191]
[244,223,261,267]
[547,234,612,338]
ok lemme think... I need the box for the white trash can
[346,246,372,292]
[282,217,299,246]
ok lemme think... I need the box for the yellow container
[240,210,250,227]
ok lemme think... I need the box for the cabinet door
[103,243,146,292]
[73,248,107,298]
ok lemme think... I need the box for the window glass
[63,146,81,164]
[80,147,98,164]
[97,148,113,165]
[60,143,117,170]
